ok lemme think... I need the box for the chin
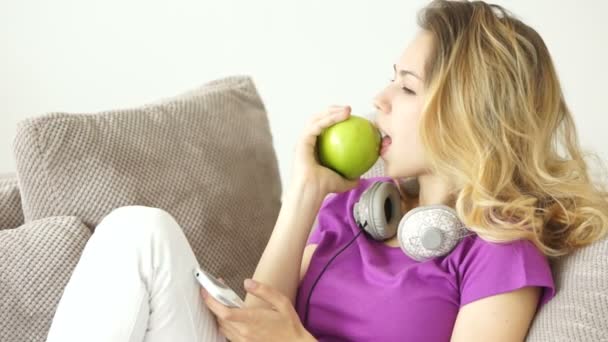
[385,165,419,180]
[383,152,421,178]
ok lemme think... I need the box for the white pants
[46,205,227,342]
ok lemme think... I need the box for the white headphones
[353,180,472,261]
[303,178,474,326]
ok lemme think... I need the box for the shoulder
[453,234,548,270]
[448,234,556,308]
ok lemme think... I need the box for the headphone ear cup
[371,182,402,240]
[397,205,470,262]
[353,181,403,241]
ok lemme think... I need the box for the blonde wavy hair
[413,0,608,257]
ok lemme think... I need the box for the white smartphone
[193,267,245,308]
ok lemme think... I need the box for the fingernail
[244,278,257,289]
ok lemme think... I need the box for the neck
[416,173,454,207]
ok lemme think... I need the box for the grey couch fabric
[12,75,282,299]
[526,236,608,341]
[0,216,90,342]
[0,173,24,230]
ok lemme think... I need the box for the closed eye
[389,79,416,95]
[401,86,416,95]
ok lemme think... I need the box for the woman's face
[373,30,433,178]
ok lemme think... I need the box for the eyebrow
[393,64,422,80]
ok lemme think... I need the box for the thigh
[48,205,227,342]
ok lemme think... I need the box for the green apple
[316,115,381,180]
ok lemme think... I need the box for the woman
[47,0,608,341]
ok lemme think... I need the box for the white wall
[1,0,607,193]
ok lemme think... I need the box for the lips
[380,136,391,155]
[377,126,391,155]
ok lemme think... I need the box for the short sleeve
[457,237,556,309]
[306,215,323,245]
[306,193,339,245]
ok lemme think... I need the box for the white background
[1,0,607,193]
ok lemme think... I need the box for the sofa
[0,75,606,342]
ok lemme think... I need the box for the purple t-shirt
[295,176,555,341]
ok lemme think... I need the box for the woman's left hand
[201,278,314,342]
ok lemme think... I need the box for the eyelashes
[388,79,416,95]
[401,86,416,95]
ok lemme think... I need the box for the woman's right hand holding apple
[290,105,361,197]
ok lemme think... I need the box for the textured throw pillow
[0,173,24,230]
[0,216,90,342]
[12,75,282,297]
[362,158,386,179]
[526,236,608,341]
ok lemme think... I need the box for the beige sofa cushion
[0,173,24,230]
[12,75,282,297]
[0,216,90,342]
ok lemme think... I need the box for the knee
[95,205,182,240]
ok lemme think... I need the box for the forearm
[245,177,325,308]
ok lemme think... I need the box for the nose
[373,88,391,117]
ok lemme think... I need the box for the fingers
[201,288,249,323]
[310,110,350,136]
[300,106,352,148]
[217,318,241,341]
[305,105,351,131]
[315,106,351,127]
[243,279,292,315]
[307,105,350,125]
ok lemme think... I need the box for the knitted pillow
[0,216,90,342]
[12,75,282,297]
[526,236,608,341]
[0,173,24,230]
